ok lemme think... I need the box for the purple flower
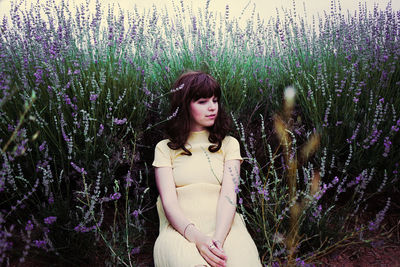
[48,195,54,205]
[312,205,322,218]
[39,141,47,152]
[90,93,98,101]
[131,247,140,255]
[14,139,28,156]
[44,216,57,225]
[382,137,391,157]
[25,220,34,232]
[125,171,133,188]
[142,87,151,96]
[3,241,13,251]
[295,257,306,266]
[258,187,269,201]
[74,225,96,232]
[33,240,47,249]
[110,192,121,200]
[97,124,104,136]
[368,197,391,231]
[63,94,72,105]
[132,210,139,218]
[390,119,400,132]
[70,162,87,175]
[34,68,43,84]
[166,107,180,120]
[74,225,87,232]
[7,124,14,132]
[114,118,127,125]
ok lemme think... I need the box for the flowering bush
[0,0,399,265]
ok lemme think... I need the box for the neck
[191,129,207,132]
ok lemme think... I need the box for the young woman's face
[189,96,218,131]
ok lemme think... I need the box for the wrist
[183,223,195,240]
[212,235,225,245]
[184,225,202,243]
[213,239,223,247]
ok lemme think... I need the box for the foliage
[0,0,399,265]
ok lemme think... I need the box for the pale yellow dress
[152,130,262,267]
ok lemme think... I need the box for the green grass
[0,0,399,265]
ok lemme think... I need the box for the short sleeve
[152,140,172,167]
[224,136,243,163]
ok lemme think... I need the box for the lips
[206,114,216,119]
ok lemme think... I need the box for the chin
[199,124,211,128]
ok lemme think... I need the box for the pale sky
[0,0,398,28]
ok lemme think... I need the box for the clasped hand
[195,235,227,267]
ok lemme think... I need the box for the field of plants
[0,0,399,266]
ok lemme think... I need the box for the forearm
[162,199,204,243]
[214,159,241,244]
[213,189,237,244]
[163,199,228,266]
[155,167,205,243]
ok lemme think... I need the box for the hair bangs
[191,74,221,101]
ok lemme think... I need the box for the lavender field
[0,0,399,265]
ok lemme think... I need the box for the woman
[152,70,262,267]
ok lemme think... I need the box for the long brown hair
[166,70,231,155]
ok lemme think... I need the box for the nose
[208,100,217,110]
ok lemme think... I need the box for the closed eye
[196,97,218,104]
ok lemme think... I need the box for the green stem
[82,173,129,267]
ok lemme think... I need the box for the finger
[214,241,224,251]
[210,241,226,259]
[209,245,227,261]
[201,251,220,267]
[205,248,226,266]
[201,248,221,267]
[216,244,227,260]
